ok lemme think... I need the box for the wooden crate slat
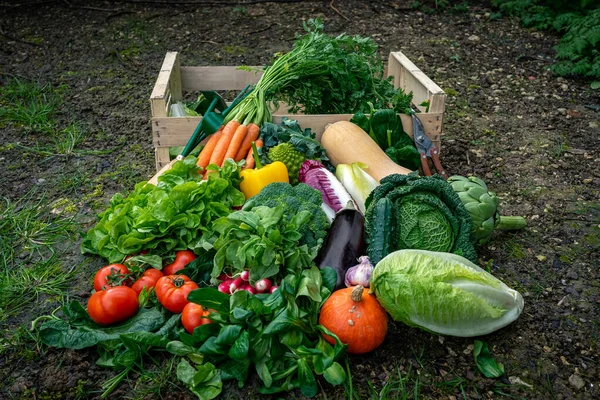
[181,66,263,91]
[388,51,446,114]
[152,113,442,148]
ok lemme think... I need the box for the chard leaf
[323,362,346,385]
[228,330,250,360]
[474,340,505,378]
[39,306,166,350]
[187,288,231,314]
[297,358,318,397]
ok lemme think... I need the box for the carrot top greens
[225,18,412,123]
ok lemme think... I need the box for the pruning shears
[411,109,448,180]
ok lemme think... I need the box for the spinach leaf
[39,305,167,350]
[474,340,505,378]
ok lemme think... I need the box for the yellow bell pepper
[240,142,289,199]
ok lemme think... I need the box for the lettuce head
[371,249,524,337]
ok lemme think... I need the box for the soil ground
[0,1,599,399]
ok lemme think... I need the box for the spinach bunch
[193,205,319,284]
[173,266,347,397]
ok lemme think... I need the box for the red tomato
[130,268,164,295]
[87,286,139,325]
[155,274,198,313]
[162,250,197,276]
[93,264,131,291]
[181,303,214,334]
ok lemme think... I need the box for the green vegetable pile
[365,173,477,264]
[175,266,346,397]
[258,117,332,173]
[242,182,330,253]
[201,205,317,284]
[81,157,244,263]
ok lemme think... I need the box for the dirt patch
[1,1,598,399]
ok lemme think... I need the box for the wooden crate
[150,51,446,171]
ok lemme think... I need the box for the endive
[371,249,524,337]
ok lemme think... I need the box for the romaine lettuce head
[371,249,524,337]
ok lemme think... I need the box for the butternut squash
[321,121,412,182]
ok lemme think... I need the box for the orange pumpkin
[319,285,388,354]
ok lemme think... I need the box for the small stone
[464,344,474,355]
[509,376,533,388]
[536,255,547,262]
[526,96,536,101]
[446,346,457,357]
[566,270,579,280]
[557,108,567,115]
[589,121,599,129]
[468,35,480,42]
[543,346,552,353]
[561,356,570,365]
[560,84,569,91]
[583,178,593,184]
[569,374,585,391]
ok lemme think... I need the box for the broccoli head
[242,182,329,253]
[268,143,306,185]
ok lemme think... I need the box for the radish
[245,286,257,295]
[269,285,278,294]
[230,277,243,293]
[217,272,230,281]
[218,280,232,294]
[240,270,250,281]
[255,278,272,293]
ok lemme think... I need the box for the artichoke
[448,175,526,245]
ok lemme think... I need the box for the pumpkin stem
[350,285,364,302]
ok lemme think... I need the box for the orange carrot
[208,120,240,168]
[234,123,260,162]
[196,129,223,169]
[223,123,248,166]
[244,139,263,170]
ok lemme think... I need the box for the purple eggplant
[315,203,365,290]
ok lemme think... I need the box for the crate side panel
[181,66,263,91]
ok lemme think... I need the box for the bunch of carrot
[197,121,263,174]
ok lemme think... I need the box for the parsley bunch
[264,19,406,114]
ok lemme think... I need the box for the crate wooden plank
[181,66,263,91]
[387,51,446,114]
[150,52,180,118]
[151,113,442,148]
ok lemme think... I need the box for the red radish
[217,272,229,281]
[218,280,232,294]
[230,277,243,293]
[270,286,278,294]
[255,278,272,293]
[240,270,250,281]
[245,286,257,295]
